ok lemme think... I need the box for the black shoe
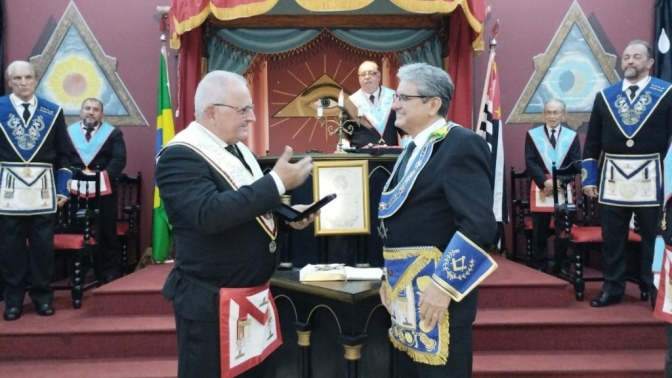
[641,290,650,301]
[36,303,55,316]
[590,292,622,308]
[3,307,22,321]
[651,287,658,309]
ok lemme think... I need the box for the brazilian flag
[152,46,175,262]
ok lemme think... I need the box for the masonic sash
[602,77,672,144]
[218,284,282,378]
[349,87,395,138]
[160,122,278,244]
[599,153,661,207]
[0,162,57,215]
[379,124,453,219]
[67,122,114,197]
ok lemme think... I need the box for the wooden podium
[270,271,392,378]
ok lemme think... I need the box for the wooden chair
[52,168,101,309]
[116,172,141,275]
[510,167,533,264]
[552,161,642,301]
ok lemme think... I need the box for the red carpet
[0,256,665,377]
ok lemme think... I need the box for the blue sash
[0,96,60,162]
[379,124,452,218]
[349,87,395,136]
[528,126,576,173]
[603,78,672,139]
[67,122,115,167]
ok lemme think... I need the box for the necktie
[628,85,639,100]
[21,103,30,123]
[369,94,375,103]
[393,141,416,186]
[85,126,95,141]
[550,129,556,148]
[226,145,251,173]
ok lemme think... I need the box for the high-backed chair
[53,168,101,309]
[116,172,141,275]
[552,161,642,301]
[510,167,533,264]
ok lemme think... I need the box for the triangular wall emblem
[506,1,620,129]
[274,74,344,118]
[30,2,147,126]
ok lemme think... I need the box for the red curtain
[168,0,487,134]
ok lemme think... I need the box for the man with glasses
[156,70,315,377]
[344,60,409,148]
[378,63,497,377]
[524,99,580,272]
[583,40,672,308]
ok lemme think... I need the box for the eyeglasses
[358,71,380,78]
[212,103,254,116]
[543,110,565,116]
[393,94,431,102]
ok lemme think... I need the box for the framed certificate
[312,160,370,235]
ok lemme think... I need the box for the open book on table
[299,264,383,282]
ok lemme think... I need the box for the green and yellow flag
[152,46,175,262]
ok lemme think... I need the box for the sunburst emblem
[47,55,102,108]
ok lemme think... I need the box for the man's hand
[56,196,68,208]
[272,146,313,191]
[583,187,598,198]
[418,282,451,330]
[379,280,391,313]
[542,179,554,197]
[286,204,318,230]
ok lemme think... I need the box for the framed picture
[313,160,370,236]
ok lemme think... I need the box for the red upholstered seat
[567,227,602,243]
[54,234,97,249]
[523,216,555,230]
[117,221,129,235]
[627,230,642,242]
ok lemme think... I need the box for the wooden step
[0,357,177,378]
[473,349,666,378]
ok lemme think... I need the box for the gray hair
[545,98,566,111]
[194,70,247,118]
[5,61,36,79]
[396,63,454,117]
[626,40,653,59]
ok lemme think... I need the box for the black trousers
[0,214,55,308]
[97,192,120,278]
[174,308,271,378]
[394,326,472,378]
[600,204,659,295]
[531,212,552,269]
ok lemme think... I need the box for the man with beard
[67,98,126,284]
[343,61,409,148]
[0,60,71,321]
[583,40,672,308]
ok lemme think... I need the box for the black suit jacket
[583,81,672,161]
[156,145,286,321]
[68,126,127,187]
[383,125,496,327]
[0,96,70,171]
[524,125,581,189]
[348,111,407,147]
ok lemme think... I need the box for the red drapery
[169,0,486,136]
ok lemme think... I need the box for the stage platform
[0,256,665,377]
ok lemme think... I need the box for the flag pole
[474,20,499,133]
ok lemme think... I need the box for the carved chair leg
[573,246,585,301]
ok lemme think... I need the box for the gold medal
[83,167,93,174]
[626,139,634,147]
[269,240,277,253]
[23,165,31,177]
